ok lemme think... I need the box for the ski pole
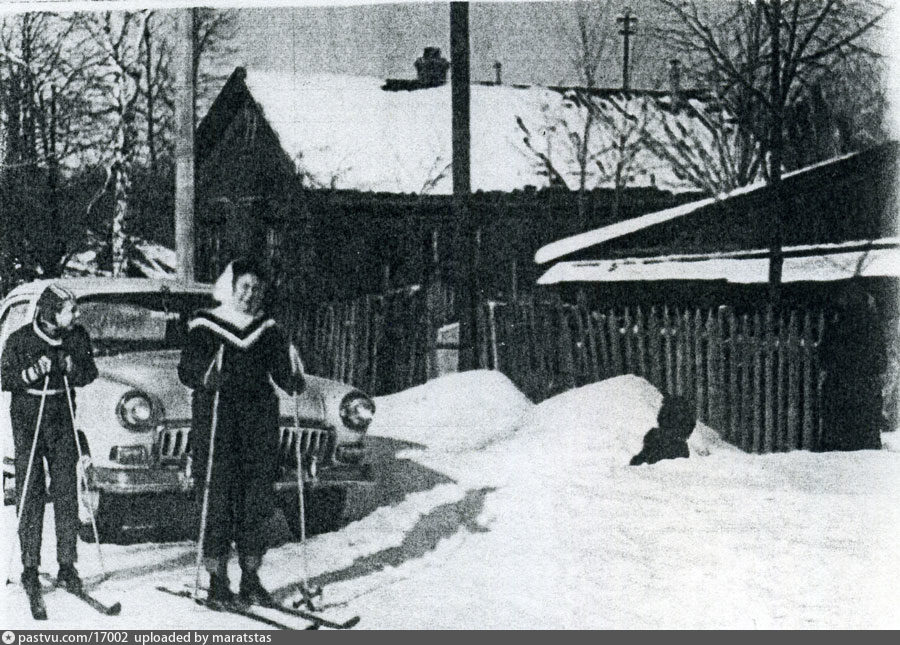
[63,373,107,580]
[193,345,224,601]
[292,392,322,611]
[5,376,49,585]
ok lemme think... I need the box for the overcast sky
[233,1,676,88]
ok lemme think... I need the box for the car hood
[94,350,327,423]
[95,351,187,410]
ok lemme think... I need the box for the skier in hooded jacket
[1,284,98,595]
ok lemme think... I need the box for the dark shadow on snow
[272,486,495,603]
[345,437,456,523]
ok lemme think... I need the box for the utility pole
[175,8,195,282]
[617,7,637,91]
[450,1,479,370]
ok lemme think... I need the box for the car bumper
[88,463,375,496]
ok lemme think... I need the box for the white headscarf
[210,261,260,329]
[212,262,234,305]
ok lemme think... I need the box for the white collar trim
[188,317,276,349]
[33,318,62,346]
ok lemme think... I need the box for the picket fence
[285,282,456,396]
[485,297,826,453]
[281,286,827,453]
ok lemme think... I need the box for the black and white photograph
[0,0,898,630]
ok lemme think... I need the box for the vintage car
[0,278,375,541]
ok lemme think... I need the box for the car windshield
[78,292,215,356]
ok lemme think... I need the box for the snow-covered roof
[63,237,178,280]
[537,239,900,285]
[238,69,740,195]
[534,151,861,265]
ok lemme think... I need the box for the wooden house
[193,63,756,302]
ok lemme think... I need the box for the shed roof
[534,150,865,265]
[536,238,900,285]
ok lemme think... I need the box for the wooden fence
[285,282,456,396]
[485,297,826,453]
[280,284,833,453]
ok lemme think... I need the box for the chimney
[493,60,502,85]
[668,59,682,106]
[415,47,450,87]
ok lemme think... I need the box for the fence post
[815,311,826,449]
[358,296,373,390]
[607,308,623,377]
[596,311,611,379]
[583,301,601,381]
[674,309,685,396]
[763,308,776,453]
[486,300,500,370]
[664,306,675,395]
[725,308,738,446]
[738,314,752,451]
[752,312,763,453]
[557,301,577,390]
[346,299,359,386]
[623,307,634,375]
[706,310,722,432]
[694,308,705,423]
[775,310,787,451]
[801,312,816,450]
[635,306,647,379]
[370,296,385,394]
[648,307,662,390]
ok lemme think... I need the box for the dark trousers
[193,395,279,561]
[11,393,79,568]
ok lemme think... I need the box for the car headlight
[339,393,375,432]
[116,391,157,431]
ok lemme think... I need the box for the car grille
[278,426,333,467]
[157,427,190,461]
[155,424,334,466]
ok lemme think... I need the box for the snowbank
[2,371,897,629]
[516,375,736,463]
[369,370,533,452]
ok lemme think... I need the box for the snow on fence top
[536,238,900,285]
[240,69,742,196]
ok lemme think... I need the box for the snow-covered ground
[1,371,898,629]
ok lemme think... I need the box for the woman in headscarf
[178,258,304,606]
[1,284,97,599]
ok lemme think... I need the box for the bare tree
[0,12,97,276]
[192,8,239,116]
[76,10,149,277]
[642,86,764,195]
[557,0,615,228]
[653,0,887,294]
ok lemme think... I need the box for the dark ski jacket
[1,320,98,398]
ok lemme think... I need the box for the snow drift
[369,370,533,452]
[2,370,897,629]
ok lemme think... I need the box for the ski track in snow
[2,371,898,629]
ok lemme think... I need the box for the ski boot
[57,564,83,593]
[207,572,236,608]
[21,566,47,620]
[239,570,273,607]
